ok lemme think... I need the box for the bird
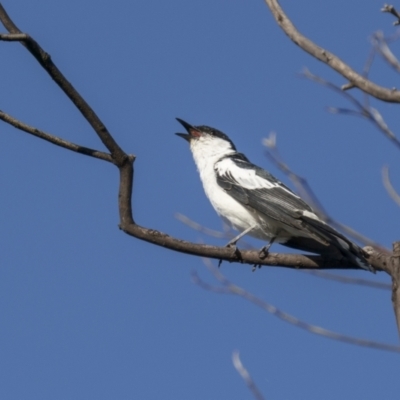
[175,118,373,272]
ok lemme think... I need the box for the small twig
[382,4,400,25]
[302,68,400,151]
[305,270,391,290]
[0,32,27,40]
[372,31,400,73]
[0,109,113,163]
[175,213,228,239]
[232,351,266,400]
[194,260,400,353]
[382,165,400,207]
[175,213,254,249]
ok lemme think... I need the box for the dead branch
[232,351,266,400]
[305,270,391,290]
[382,165,400,207]
[263,0,400,102]
[0,109,113,163]
[372,31,400,73]
[194,260,400,353]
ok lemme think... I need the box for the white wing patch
[216,158,298,197]
[216,158,274,189]
[302,210,323,222]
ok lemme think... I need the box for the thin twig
[175,213,228,239]
[232,351,266,400]
[263,0,400,102]
[0,109,113,163]
[194,260,400,353]
[302,68,400,151]
[0,4,127,165]
[382,165,400,207]
[305,270,391,290]
[175,213,254,249]
[372,31,400,73]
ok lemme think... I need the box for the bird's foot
[258,245,270,259]
[258,237,275,259]
[219,243,242,267]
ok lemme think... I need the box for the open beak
[175,118,201,142]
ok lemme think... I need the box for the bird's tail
[284,216,374,272]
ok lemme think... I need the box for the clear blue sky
[0,0,399,399]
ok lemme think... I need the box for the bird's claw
[258,246,269,259]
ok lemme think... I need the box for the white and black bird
[175,118,373,271]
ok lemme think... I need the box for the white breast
[190,141,274,241]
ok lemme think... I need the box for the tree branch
[301,69,400,151]
[382,165,400,207]
[232,351,266,400]
[263,0,400,102]
[0,109,113,163]
[372,31,400,73]
[194,260,400,353]
[0,4,127,165]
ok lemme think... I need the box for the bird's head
[175,118,236,159]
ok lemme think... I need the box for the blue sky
[0,0,399,399]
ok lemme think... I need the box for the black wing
[215,154,328,243]
[215,154,372,270]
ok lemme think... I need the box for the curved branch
[382,165,400,207]
[194,260,400,353]
[263,0,400,103]
[232,351,266,400]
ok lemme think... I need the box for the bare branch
[305,270,391,290]
[382,4,400,25]
[262,0,400,102]
[382,165,400,207]
[175,212,228,239]
[194,260,400,353]
[372,31,400,73]
[302,69,400,151]
[0,109,113,163]
[232,351,266,400]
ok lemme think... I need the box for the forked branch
[263,0,400,102]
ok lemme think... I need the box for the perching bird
[175,118,373,271]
